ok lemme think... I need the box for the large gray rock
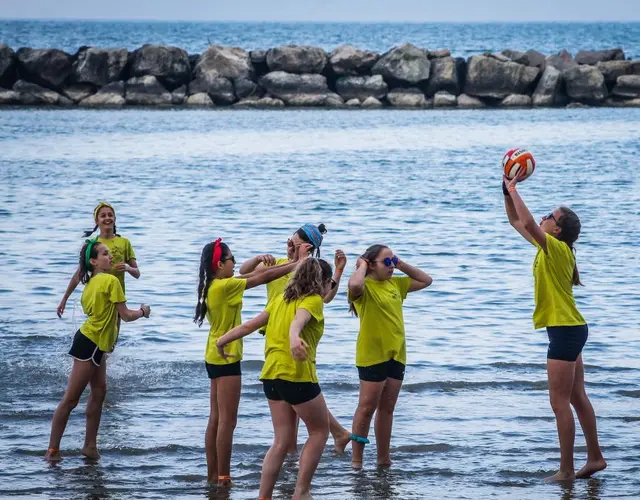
[425,56,459,96]
[259,71,329,103]
[171,85,186,105]
[386,88,427,107]
[233,96,285,108]
[545,50,577,71]
[563,65,608,103]
[488,52,511,63]
[433,91,457,107]
[612,75,640,98]
[79,81,126,107]
[596,60,632,85]
[428,49,451,58]
[234,77,262,99]
[361,96,383,108]
[194,46,253,81]
[285,93,342,107]
[335,75,387,101]
[189,75,235,104]
[63,83,96,103]
[15,48,73,89]
[372,43,431,84]
[575,48,624,65]
[250,50,267,65]
[72,48,128,87]
[345,98,360,107]
[0,44,16,88]
[13,80,72,105]
[266,45,327,74]
[457,94,486,109]
[130,44,191,89]
[532,66,565,107]
[464,56,539,99]
[524,49,546,68]
[186,92,214,107]
[604,97,640,107]
[500,94,532,107]
[125,75,172,105]
[501,49,526,63]
[329,45,379,76]
[0,89,19,104]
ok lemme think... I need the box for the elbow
[523,220,537,233]
[425,276,433,287]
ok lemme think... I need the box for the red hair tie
[211,238,223,271]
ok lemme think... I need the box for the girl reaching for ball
[45,240,151,462]
[347,245,432,468]
[503,169,606,481]
[194,239,312,486]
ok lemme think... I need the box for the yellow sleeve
[224,277,247,306]
[109,276,126,304]
[299,295,324,322]
[392,276,412,300]
[126,238,136,261]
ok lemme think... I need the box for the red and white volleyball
[502,149,536,181]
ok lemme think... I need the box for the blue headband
[300,224,323,249]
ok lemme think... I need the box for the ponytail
[78,240,99,284]
[82,224,98,238]
[194,240,230,326]
[556,207,583,287]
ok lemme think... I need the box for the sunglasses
[222,255,236,264]
[542,213,557,223]
[375,256,399,267]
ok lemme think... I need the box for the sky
[0,0,638,22]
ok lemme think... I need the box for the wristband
[139,307,145,319]
[502,181,510,196]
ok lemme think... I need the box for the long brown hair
[348,244,389,316]
[283,258,332,302]
[556,206,583,286]
[194,240,231,326]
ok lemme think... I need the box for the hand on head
[293,243,314,262]
[356,256,369,270]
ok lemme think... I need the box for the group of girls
[45,169,607,498]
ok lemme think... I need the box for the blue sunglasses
[376,256,399,267]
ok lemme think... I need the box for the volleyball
[502,149,535,181]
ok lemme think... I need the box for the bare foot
[217,477,233,488]
[81,445,100,460]
[544,470,575,482]
[333,431,351,455]
[351,460,363,470]
[576,459,607,479]
[293,491,314,500]
[44,449,61,463]
[377,458,392,468]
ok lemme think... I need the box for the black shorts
[262,379,321,406]
[547,324,588,362]
[205,361,242,379]
[357,358,406,382]
[68,330,105,367]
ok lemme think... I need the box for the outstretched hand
[504,165,528,190]
[334,249,347,272]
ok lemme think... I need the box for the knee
[60,395,80,413]
[357,402,378,419]
[377,399,397,416]
[91,384,108,403]
[549,394,571,414]
[219,413,238,431]
[570,390,588,408]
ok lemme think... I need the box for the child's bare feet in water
[377,457,392,468]
[576,458,607,479]
[351,459,363,469]
[81,445,100,460]
[44,448,61,462]
[217,475,233,487]
[333,430,351,455]
[544,470,575,482]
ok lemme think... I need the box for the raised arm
[395,258,433,292]
[505,173,547,251]
[239,254,275,275]
[503,180,534,244]
[116,302,151,322]
[323,249,346,304]
[348,257,369,301]
[57,268,81,318]
[239,245,312,290]
[216,311,270,358]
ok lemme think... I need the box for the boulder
[545,50,577,71]
[335,75,388,101]
[563,65,607,103]
[386,88,427,107]
[575,48,624,65]
[612,75,640,98]
[457,93,486,109]
[372,43,430,84]
[13,80,73,105]
[424,56,459,96]
[596,60,632,85]
[501,49,527,64]
[266,45,327,74]
[487,52,511,63]
[259,71,329,104]
[15,48,73,89]
[361,96,383,109]
[285,93,341,107]
[250,50,267,65]
[171,84,186,104]
[189,75,235,105]
[0,44,16,89]
[345,98,360,107]
[532,66,565,107]
[524,49,546,68]
[79,81,126,107]
[329,45,379,76]
[63,83,96,103]
[500,94,532,107]
[233,96,285,108]
[427,49,451,58]
[72,48,128,87]
[194,46,254,81]
[125,75,172,105]
[0,89,19,104]
[630,61,640,75]
[325,94,345,108]
[433,91,457,107]
[464,55,539,99]
[189,53,200,71]
[130,44,191,90]
[604,97,640,107]
[186,92,214,107]
[234,77,262,99]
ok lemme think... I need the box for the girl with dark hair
[57,202,139,320]
[347,244,432,468]
[194,239,310,486]
[503,171,606,481]
[216,258,344,500]
[45,240,151,462]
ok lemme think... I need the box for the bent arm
[348,264,367,301]
[323,269,343,304]
[509,188,547,250]
[239,256,265,275]
[115,302,145,322]
[127,259,140,279]
[217,311,270,348]
[241,261,297,290]
[396,259,433,292]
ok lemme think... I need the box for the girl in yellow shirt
[347,244,432,468]
[193,239,308,486]
[504,170,606,481]
[216,258,345,500]
[45,239,151,463]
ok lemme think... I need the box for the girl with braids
[503,171,606,481]
[45,240,151,462]
[57,202,139,320]
[347,244,432,469]
[216,258,345,500]
[194,239,311,486]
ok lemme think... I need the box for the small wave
[618,390,640,398]
[403,380,549,392]
[499,469,550,478]
[393,443,454,453]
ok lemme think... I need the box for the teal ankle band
[349,433,370,444]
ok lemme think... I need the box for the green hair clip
[84,238,99,268]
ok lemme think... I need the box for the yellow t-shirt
[98,236,136,292]
[532,233,586,329]
[265,257,293,305]
[349,276,412,367]
[80,273,126,352]
[205,277,248,365]
[260,294,324,383]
